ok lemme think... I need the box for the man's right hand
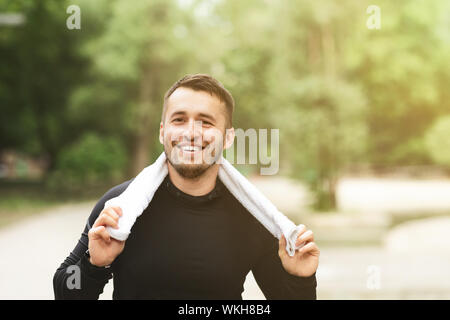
[88,206,126,267]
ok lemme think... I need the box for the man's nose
[182,119,203,141]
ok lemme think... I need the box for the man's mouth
[175,143,207,153]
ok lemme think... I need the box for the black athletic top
[53,175,317,300]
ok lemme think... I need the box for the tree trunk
[128,69,155,176]
[321,24,336,78]
[307,28,321,70]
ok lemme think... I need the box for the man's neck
[167,162,219,196]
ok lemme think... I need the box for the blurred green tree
[262,0,369,210]
[48,132,126,190]
[0,0,88,167]
[425,116,450,167]
[350,0,450,166]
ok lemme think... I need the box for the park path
[1,177,450,299]
[0,202,99,299]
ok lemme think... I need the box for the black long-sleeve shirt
[53,175,317,299]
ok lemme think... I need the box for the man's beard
[166,157,212,179]
[164,143,222,179]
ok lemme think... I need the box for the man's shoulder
[86,179,133,226]
[101,179,133,202]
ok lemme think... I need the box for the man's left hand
[278,225,320,277]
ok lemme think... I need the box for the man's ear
[224,127,235,149]
[159,122,164,145]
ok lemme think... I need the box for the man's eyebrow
[170,111,187,118]
[198,113,216,122]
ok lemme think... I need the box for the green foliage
[2,0,450,210]
[425,116,450,167]
[48,133,126,190]
[349,0,450,165]
[274,77,368,210]
[0,0,88,162]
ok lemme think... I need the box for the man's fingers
[298,242,320,256]
[110,206,123,217]
[93,207,123,227]
[105,208,121,222]
[296,229,314,247]
[89,226,111,243]
[295,224,307,242]
[104,207,122,220]
[101,214,119,228]
[93,212,119,229]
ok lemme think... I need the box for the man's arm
[252,238,317,300]
[52,180,131,300]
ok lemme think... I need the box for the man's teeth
[180,145,202,152]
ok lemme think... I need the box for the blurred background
[0,0,450,299]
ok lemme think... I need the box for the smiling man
[53,74,319,300]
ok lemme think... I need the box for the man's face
[160,87,234,179]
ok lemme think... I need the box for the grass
[0,179,113,229]
[0,196,63,228]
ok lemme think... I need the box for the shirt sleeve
[52,180,131,300]
[251,236,317,300]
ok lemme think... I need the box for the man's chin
[170,163,212,179]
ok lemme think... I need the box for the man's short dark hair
[162,74,234,128]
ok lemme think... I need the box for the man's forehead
[166,87,226,118]
[168,87,222,105]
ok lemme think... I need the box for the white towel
[104,152,305,256]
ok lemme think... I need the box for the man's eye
[202,121,212,126]
[173,118,184,123]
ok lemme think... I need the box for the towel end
[106,226,130,241]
